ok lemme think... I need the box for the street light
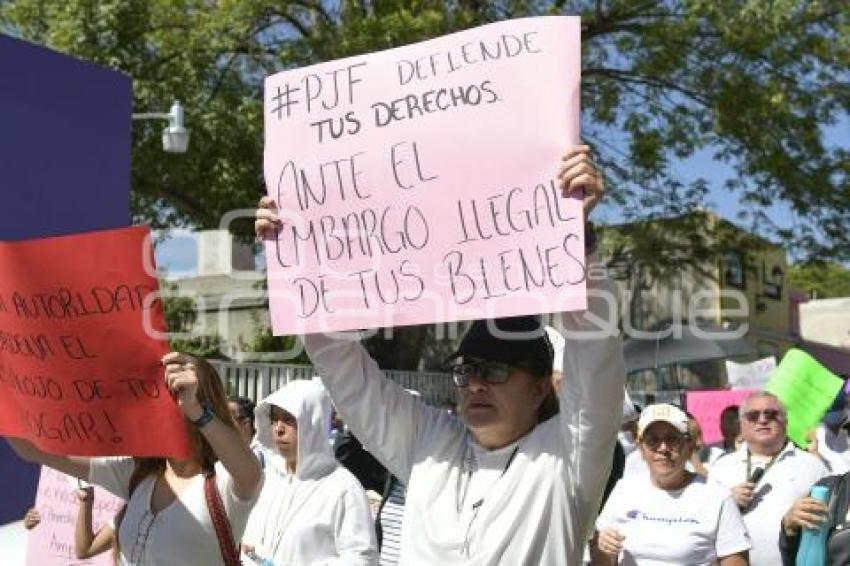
[132,100,189,153]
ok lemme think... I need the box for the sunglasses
[743,409,783,423]
[642,433,688,450]
[451,361,513,387]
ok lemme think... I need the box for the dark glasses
[451,361,513,387]
[642,433,688,450]
[743,409,782,423]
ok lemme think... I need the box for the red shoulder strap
[204,473,242,566]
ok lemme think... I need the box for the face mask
[824,410,847,428]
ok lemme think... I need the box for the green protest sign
[765,348,844,448]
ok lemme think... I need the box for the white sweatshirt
[304,274,626,565]
[242,378,378,565]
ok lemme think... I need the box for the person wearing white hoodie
[241,378,378,565]
[254,145,625,565]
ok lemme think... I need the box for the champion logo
[626,509,640,519]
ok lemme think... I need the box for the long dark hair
[112,356,237,562]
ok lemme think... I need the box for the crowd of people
[8,146,850,565]
[594,388,850,565]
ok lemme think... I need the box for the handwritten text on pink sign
[263,17,585,334]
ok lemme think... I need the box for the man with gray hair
[709,391,827,566]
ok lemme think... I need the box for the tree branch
[585,66,712,107]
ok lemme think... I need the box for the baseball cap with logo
[637,403,689,439]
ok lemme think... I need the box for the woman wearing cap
[241,378,377,565]
[596,403,751,565]
[255,146,626,564]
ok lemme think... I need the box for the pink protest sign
[686,389,756,445]
[263,17,585,334]
[26,466,123,565]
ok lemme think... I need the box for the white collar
[736,440,795,462]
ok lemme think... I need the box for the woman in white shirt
[241,378,377,565]
[596,403,751,566]
[255,146,625,566]
[7,352,263,566]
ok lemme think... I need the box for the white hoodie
[242,378,378,565]
[304,274,626,565]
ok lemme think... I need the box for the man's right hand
[782,496,828,536]
[732,482,756,509]
[255,196,281,240]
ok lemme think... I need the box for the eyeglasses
[642,433,688,450]
[451,361,513,387]
[743,409,783,423]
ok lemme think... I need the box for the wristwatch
[191,402,216,428]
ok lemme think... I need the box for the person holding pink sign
[6,353,263,566]
[74,484,116,559]
[256,146,624,565]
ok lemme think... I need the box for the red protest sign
[0,225,191,458]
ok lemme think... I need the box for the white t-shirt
[596,474,750,566]
[89,457,260,566]
[707,445,731,467]
[709,442,827,566]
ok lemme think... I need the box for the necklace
[457,438,520,556]
[745,441,786,482]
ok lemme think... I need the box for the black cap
[447,315,554,377]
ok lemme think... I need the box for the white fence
[210,361,457,406]
[210,361,686,411]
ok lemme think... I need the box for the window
[723,253,746,290]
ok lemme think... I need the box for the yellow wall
[718,245,794,359]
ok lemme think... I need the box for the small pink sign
[686,389,756,445]
[26,466,123,565]
[263,17,585,334]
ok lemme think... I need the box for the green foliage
[2,0,846,261]
[170,334,224,359]
[243,326,311,364]
[161,281,223,357]
[788,262,850,299]
[161,282,196,333]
